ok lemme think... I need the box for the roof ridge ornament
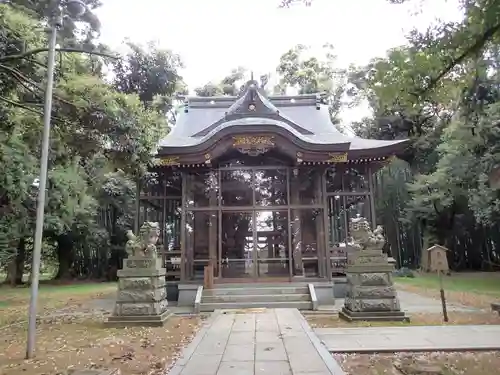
[260,74,269,89]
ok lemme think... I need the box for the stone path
[395,290,480,313]
[167,308,345,375]
[313,290,480,314]
[315,325,500,353]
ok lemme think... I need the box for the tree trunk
[6,259,16,286]
[14,238,26,284]
[55,234,74,280]
[7,238,26,286]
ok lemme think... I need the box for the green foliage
[348,0,500,270]
[0,2,183,281]
[112,40,186,110]
[194,67,246,97]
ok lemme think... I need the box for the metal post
[438,270,449,322]
[26,20,58,359]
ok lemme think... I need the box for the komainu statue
[349,216,385,251]
[339,216,407,322]
[107,221,168,327]
[125,222,161,258]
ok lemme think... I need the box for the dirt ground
[0,283,202,375]
[0,314,201,375]
[0,283,118,327]
[334,351,500,375]
[306,311,500,328]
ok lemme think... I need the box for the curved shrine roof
[157,80,408,160]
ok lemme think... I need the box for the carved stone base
[107,256,171,327]
[340,248,408,322]
[105,309,172,327]
[339,307,409,322]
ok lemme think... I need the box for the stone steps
[199,300,313,311]
[201,293,310,303]
[199,284,313,311]
[203,286,309,296]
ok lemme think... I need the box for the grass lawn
[394,272,500,309]
[0,282,117,327]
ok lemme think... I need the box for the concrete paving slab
[316,325,500,353]
[255,342,288,361]
[255,361,291,375]
[217,362,254,375]
[166,309,345,375]
[223,344,255,362]
[228,331,255,345]
[255,331,282,343]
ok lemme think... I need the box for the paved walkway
[314,290,481,314]
[315,325,500,353]
[167,308,345,375]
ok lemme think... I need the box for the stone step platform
[339,307,408,322]
[200,300,313,312]
[105,310,172,327]
[204,285,309,296]
[202,293,310,303]
[199,283,314,312]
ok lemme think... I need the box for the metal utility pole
[25,0,87,359]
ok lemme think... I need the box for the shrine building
[137,79,408,309]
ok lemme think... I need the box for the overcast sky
[95,0,463,123]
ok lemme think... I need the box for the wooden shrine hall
[137,79,408,299]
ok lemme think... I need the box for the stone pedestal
[105,256,171,327]
[339,249,408,322]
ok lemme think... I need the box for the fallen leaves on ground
[0,283,117,328]
[395,283,498,310]
[334,351,500,375]
[0,313,201,375]
[306,311,500,328]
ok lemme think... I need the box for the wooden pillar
[368,164,377,230]
[290,170,303,276]
[161,172,168,268]
[287,168,293,280]
[322,168,332,281]
[314,170,326,278]
[180,172,188,281]
[204,259,214,289]
[217,169,222,279]
[208,184,217,277]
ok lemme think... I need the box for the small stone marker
[106,222,171,327]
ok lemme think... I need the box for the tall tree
[0,3,177,282]
[194,67,246,97]
[275,44,347,128]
